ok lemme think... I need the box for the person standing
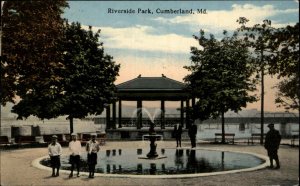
[86,133,100,178]
[68,133,82,178]
[48,135,62,177]
[173,123,183,147]
[264,123,281,169]
[188,120,197,148]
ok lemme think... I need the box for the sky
[62,0,299,112]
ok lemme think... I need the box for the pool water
[40,148,265,175]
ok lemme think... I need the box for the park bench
[248,133,266,145]
[291,135,299,147]
[14,136,37,144]
[214,133,235,144]
[0,136,12,145]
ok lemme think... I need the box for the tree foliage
[237,17,278,144]
[269,23,299,78]
[1,0,68,106]
[184,30,257,121]
[275,77,299,111]
[60,22,120,120]
[270,23,299,111]
[237,18,299,112]
[184,30,257,143]
[12,22,120,129]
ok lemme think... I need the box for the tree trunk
[221,110,225,144]
[260,49,265,145]
[69,116,74,135]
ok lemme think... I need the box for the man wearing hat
[86,133,100,178]
[68,133,82,178]
[188,119,198,148]
[173,123,183,148]
[48,135,62,177]
[264,123,281,169]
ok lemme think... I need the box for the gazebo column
[112,102,116,129]
[118,99,122,128]
[192,97,195,120]
[192,97,195,108]
[106,104,111,129]
[160,100,165,129]
[137,100,142,129]
[180,100,184,127]
[185,99,190,129]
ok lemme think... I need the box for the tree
[237,17,277,144]
[184,30,257,143]
[1,1,68,105]
[269,23,299,116]
[275,77,299,111]
[59,22,120,133]
[13,22,120,134]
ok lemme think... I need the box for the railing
[120,118,182,127]
[85,116,299,126]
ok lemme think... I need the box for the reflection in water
[175,149,184,169]
[186,149,197,172]
[40,148,264,175]
[137,149,142,155]
[221,152,225,170]
[161,164,166,171]
[137,163,143,173]
[150,163,156,175]
[107,164,110,173]
[107,149,122,157]
[106,150,110,157]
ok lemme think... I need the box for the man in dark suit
[264,123,281,169]
[173,123,183,147]
[188,120,197,148]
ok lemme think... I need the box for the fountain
[130,108,162,127]
[35,108,269,177]
[138,121,166,159]
[131,108,166,159]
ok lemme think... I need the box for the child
[86,133,100,178]
[48,135,62,177]
[68,133,82,177]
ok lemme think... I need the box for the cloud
[114,54,189,84]
[153,4,298,33]
[82,25,198,54]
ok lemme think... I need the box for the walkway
[0,141,299,186]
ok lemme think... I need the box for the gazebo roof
[117,74,186,91]
[116,75,188,101]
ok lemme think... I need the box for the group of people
[173,120,198,148]
[174,121,281,169]
[48,121,282,178]
[47,133,100,178]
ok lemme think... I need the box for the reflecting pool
[40,148,265,175]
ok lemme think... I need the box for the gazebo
[104,75,194,139]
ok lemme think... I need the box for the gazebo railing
[87,117,183,127]
[120,118,182,127]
